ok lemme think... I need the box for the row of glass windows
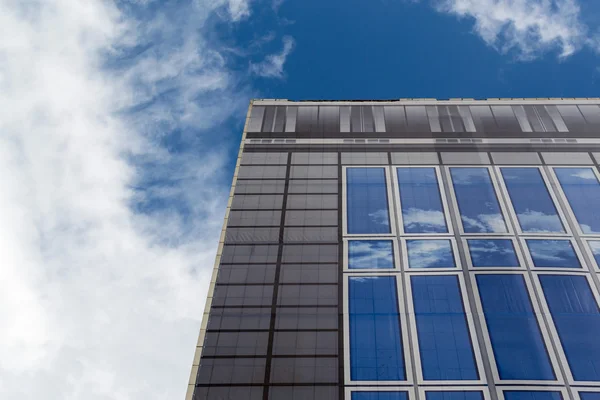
[248,104,600,133]
[349,390,594,400]
[345,238,600,270]
[346,273,600,383]
[345,166,600,236]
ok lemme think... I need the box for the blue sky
[1,0,600,399]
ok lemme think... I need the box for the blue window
[580,393,600,400]
[426,392,484,400]
[589,241,600,267]
[526,239,582,269]
[347,168,391,234]
[503,391,563,400]
[500,168,565,233]
[407,239,456,269]
[352,392,409,400]
[348,240,395,269]
[349,276,405,381]
[411,275,479,380]
[397,167,448,233]
[539,275,600,381]
[450,167,508,233]
[476,274,556,380]
[467,239,519,268]
[554,168,600,234]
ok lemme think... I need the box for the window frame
[404,271,486,385]
[418,386,491,400]
[402,237,461,272]
[392,165,454,236]
[345,386,416,399]
[583,239,600,272]
[343,165,397,237]
[494,166,571,237]
[547,166,600,238]
[532,271,600,386]
[469,271,564,385]
[461,236,526,270]
[574,387,600,400]
[343,273,414,385]
[343,237,401,272]
[445,165,513,236]
[520,237,589,271]
[496,386,570,400]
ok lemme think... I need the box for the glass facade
[190,99,600,400]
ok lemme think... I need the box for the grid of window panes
[342,150,600,400]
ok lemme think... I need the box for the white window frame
[419,386,491,400]
[532,270,600,387]
[469,270,564,385]
[343,237,401,272]
[402,236,461,272]
[404,271,486,385]
[343,165,397,237]
[343,273,414,385]
[583,239,600,272]
[494,166,571,237]
[520,236,589,272]
[496,386,570,400]
[573,387,600,400]
[391,165,454,236]
[547,166,600,238]
[345,386,416,399]
[462,236,526,270]
[444,165,513,236]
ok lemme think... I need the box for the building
[186,99,600,400]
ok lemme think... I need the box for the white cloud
[517,210,565,232]
[0,0,262,399]
[250,36,295,78]
[571,168,598,180]
[435,0,591,59]
[462,213,508,233]
[349,241,394,269]
[403,208,448,232]
[407,240,454,268]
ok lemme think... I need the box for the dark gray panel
[196,358,266,384]
[296,106,319,132]
[207,308,271,330]
[225,227,280,244]
[286,194,338,209]
[237,165,287,179]
[194,387,263,400]
[288,179,338,194]
[341,152,389,165]
[220,244,279,263]
[281,244,338,263]
[491,105,521,131]
[202,331,269,356]
[262,106,275,132]
[241,152,288,165]
[270,357,338,383]
[279,263,338,284]
[212,284,274,306]
[579,105,600,131]
[216,264,277,284]
[275,307,338,330]
[228,210,281,227]
[318,106,340,131]
[284,210,338,226]
[350,106,362,132]
[269,387,339,400]
[470,105,497,132]
[405,106,429,132]
[285,106,297,132]
[383,106,407,132]
[362,106,375,132]
[231,194,284,210]
[273,106,286,131]
[535,105,557,132]
[247,106,264,132]
[557,105,587,131]
[291,152,338,165]
[234,180,286,194]
[290,165,338,179]
[273,331,338,355]
[524,105,545,132]
[448,105,465,132]
[277,284,338,306]
[283,227,338,243]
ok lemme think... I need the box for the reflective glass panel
[348,240,395,269]
[397,168,449,233]
[352,392,408,400]
[580,393,600,400]
[347,168,391,234]
[426,392,484,400]
[467,239,520,268]
[411,275,479,380]
[450,168,508,233]
[500,168,565,233]
[503,392,562,400]
[589,241,600,267]
[539,275,600,381]
[349,276,405,381]
[476,274,556,380]
[407,239,456,269]
[525,239,582,269]
[554,168,600,234]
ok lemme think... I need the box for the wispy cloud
[250,35,295,78]
[0,0,284,399]
[434,0,595,59]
